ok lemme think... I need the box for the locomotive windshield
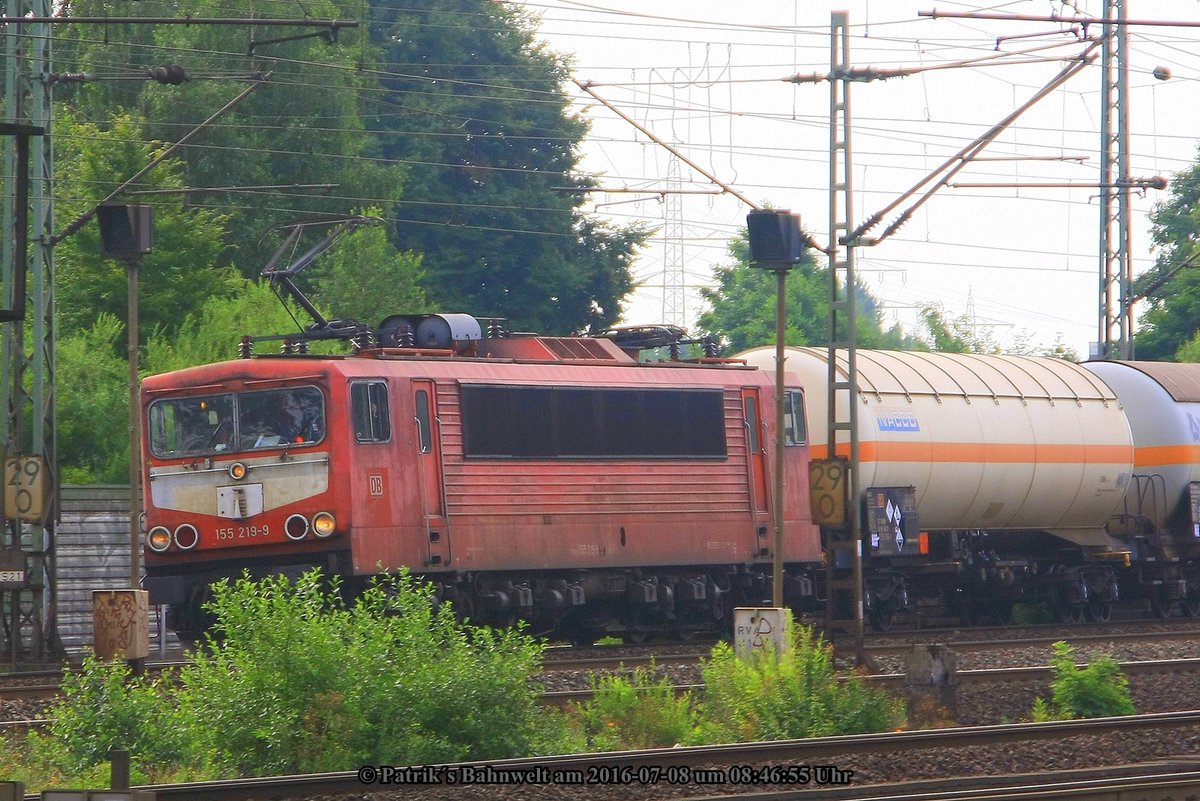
[148,386,325,458]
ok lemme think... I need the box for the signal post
[745,209,808,626]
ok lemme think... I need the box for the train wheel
[868,605,895,632]
[174,631,203,651]
[673,626,697,642]
[1086,599,1112,623]
[1150,587,1175,619]
[957,604,982,627]
[491,612,518,629]
[452,593,477,625]
[1184,594,1200,618]
[993,602,1014,626]
[1055,602,1085,624]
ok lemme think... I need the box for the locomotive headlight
[174,523,200,550]
[312,512,336,538]
[147,527,172,552]
[285,513,309,541]
[229,462,248,480]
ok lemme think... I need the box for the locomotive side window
[783,390,807,446]
[352,382,392,443]
[461,385,726,459]
[414,389,432,453]
[744,396,761,454]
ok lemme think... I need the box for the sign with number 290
[5,455,48,523]
[808,458,849,526]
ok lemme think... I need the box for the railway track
[0,659,188,704]
[13,654,1198,735]
[11,710,1200,801]
[5,623,1200,705]
[540,655,1200,707]
[708,767,1200,801]
[539,623,1200,674]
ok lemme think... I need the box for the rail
[16,711,1198,801]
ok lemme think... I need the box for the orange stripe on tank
[811,442,1132,463]
[1133,444,1200,468]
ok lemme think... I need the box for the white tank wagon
[739,347,1135,625]
[1083,360,1200,617]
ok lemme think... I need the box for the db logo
[369,474,384,497]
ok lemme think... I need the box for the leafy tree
[697,232,914,353]
[308,212,429,328]
[916,302,1003,354]
[141,0,402,268]
[55,0,404,279]
[700,233,1078,357]
[1010,331,1081,361]
[368,0,647,333]
[53,111,231,342]
[143,278,332,374]
[1134,156,1200,360]
[56,0,634,337]
[57,281,311,483]
[914,303,1078,358]
[56,315,135,484]
[1174,331,1200,362]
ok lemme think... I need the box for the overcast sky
[518,0,1199,356]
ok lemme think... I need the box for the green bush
[574,665,695,750]
[23,569,550,785]
[176,569,548,775]
[3,733,115,788]
[689,621,903,744]
[1031,641,1136,721]
[21,580,908,787]
[37,655,184,775]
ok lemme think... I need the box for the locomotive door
[739,386,768,520]
[414,381,450,567]
[741,388,770,519]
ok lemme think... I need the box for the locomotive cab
[141,370,346,636]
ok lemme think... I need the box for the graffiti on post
[93,590,149,660]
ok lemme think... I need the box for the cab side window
[351,382,391,443]
[415,390,432,453]
[783,389,806,446]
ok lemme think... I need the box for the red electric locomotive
[141,315,820,641]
